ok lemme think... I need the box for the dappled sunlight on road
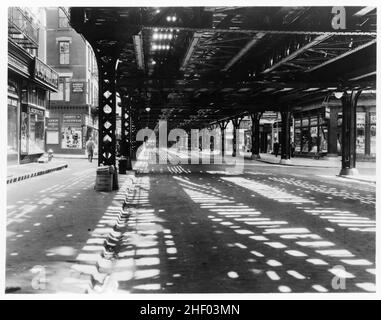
[173,174,375,293]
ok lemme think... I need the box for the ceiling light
[334,91,344,99]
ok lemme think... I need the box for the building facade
[293,92,376,160]
[8,7,59,166]
[45,7,98,155]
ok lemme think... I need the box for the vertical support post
[121,98,132,170]
[95,50,119,167]
[339,90,361,176]
[250,112,262,159]
[231,117,243,157]
[218,121,228,158]
[280,108,292,164]
[187,130,192,163]
[365,111,371,156]
[327,107,338,157]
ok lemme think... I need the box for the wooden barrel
[95,170,113,191]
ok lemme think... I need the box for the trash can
[119,157,127,174]
[95,166,113,191]
[110,165,119,190]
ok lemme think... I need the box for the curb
[87,174,136,293]
[65,173,137,294]
[337,175,376,185]
[6,164,69,184]
[253,158,338,168]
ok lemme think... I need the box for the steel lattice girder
[70,6,376,132]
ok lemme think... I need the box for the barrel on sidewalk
[118,156,132,174]
[95,165,118,191]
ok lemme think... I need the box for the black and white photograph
[2,2,379,301]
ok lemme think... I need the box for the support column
[365,111,371,156]
[280,109,292,165]
[187,130,192,162]
[339,90,362,176]
[250,112,262,160]
[121,99,132,170]
[231,117,243,157]
[218,121,228,158]
[327,107,339,157]
[97,56,118,167]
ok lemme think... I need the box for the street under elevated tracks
[5,6,377,296]
[6,156,376,294]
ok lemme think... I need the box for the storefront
[46,107,98,155]
[294,96,376,159]
[7,82,19,165]
[293,108,328,156]
[8,40,59,165]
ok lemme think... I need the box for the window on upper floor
[50,77,71,101]
[59,41,70,65]
[58,8,70,28]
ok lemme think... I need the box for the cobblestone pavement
[6,152,376,294]
[100,149,375,293]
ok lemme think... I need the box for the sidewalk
[53,153,98,160]
[6,160,69,184]
[253,153,376,184]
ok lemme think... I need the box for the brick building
[45,7,98,155]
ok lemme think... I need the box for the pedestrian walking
[291,141,296,158]
[273,140,280,157]
[86,137,95,162]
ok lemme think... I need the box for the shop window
[28,109,45,154]
[356,112,366,155]
[310,126,318,153]
[319,126,328,153]
[61,114,83,149]
[59,41,70,64]
[301,128,310,153]
[370,113,376,156]
[294,128,301,152]
[8,99,18,158]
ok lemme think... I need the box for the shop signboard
[72,82,84,93]
[310,116,318,126]
[262,111,278,121]
[34,57,59,90]
[29,107,44,116]
[47,118,59,130]
[63,114,82,124]
[240,119,251,130]
[46,118,59,144]
[302,118,309,127]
